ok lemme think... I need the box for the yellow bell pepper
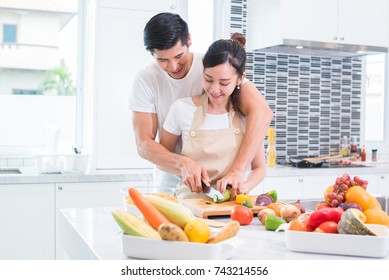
[236,194,251,204]
[363,208,389,226]
[344,185,382,211]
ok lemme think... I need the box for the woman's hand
[216,169,244,199]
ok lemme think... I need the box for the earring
[237,84,240,90]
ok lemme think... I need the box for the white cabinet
[302,175,334,200]
[55,180,148,259]
[263,176,303,200]
[282,0,388,47]
[86,0,184,170]
[247,0,388,50]
[0,184,55,260]
[378,174,389,195]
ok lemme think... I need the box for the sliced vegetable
[143,194,195,228]
[258,208,276,225]
[129,188,170,231]
[112,209,161,239]
[306,207,344,231]
[266,190,278,202]
[337,208,377,236]
[214,188,231,203]
[241,200,253,208]
[255,194,274,206]
[264,214,286,231]
[207,221,240,244]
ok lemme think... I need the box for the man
[130,13,273,195]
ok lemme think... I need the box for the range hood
[250,39,388,58]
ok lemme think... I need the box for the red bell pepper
[306,207,344,231]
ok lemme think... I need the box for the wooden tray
[179,196,265,218]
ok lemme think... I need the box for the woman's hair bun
[230,32,246,48]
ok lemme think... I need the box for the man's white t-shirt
[129,53,204,188]
[163,96,247,142]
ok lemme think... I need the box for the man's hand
[216,169,245,199]
[180,157,211,193]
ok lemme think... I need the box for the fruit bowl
[286,224,389,258]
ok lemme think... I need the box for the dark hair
[203,33,247,113]
[143,13,189,52]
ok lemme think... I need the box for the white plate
[121,234,239,260]
[286,224,389,258]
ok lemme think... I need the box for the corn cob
[112,209,161,239]
[143,195,195,228]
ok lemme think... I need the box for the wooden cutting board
[179,196,266,218]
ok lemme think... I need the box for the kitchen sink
[297,196,389,215]
[0,168,22,175]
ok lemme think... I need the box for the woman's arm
[218,81,273,190]
[159,129,180,153]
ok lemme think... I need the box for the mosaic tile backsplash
[230,0,361,161]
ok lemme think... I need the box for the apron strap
[190,93,244,132]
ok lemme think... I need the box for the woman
[160,33,266,199]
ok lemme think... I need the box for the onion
[255,194,274,206]
[280,204,301,222]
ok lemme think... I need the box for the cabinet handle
[333,36,338,40]
[339,37,344,41]
[298,178,303,183]
[381,175,385,180]
[170,5,176,9]
[58,185,63,191]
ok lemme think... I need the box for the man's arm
[132,111,209,192]
[218,81,273,190]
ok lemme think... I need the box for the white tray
[121,234,239,260]
[286,224,389,258]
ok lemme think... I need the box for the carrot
[128,188,170,230]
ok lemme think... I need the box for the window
[363,53,388,153]
[3,24,17,43]
[0,0,80,155]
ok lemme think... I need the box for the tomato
[315,221,339,234]
[315,202,331,210]
[289,219,308,232]
[230,205,253,225]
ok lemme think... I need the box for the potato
[258,208,276,225]
[158,222,189,242]
[207,220,240,244]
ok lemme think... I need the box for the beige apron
[176,94,244,199]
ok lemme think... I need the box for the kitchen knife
[202,183,224,200]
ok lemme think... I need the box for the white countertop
[0,168,153,184]
[60,207,389,260]
[2,161,389,185]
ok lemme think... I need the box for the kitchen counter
[0,168,153,184]
[60,207,389,260]
[2,161,389,185]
